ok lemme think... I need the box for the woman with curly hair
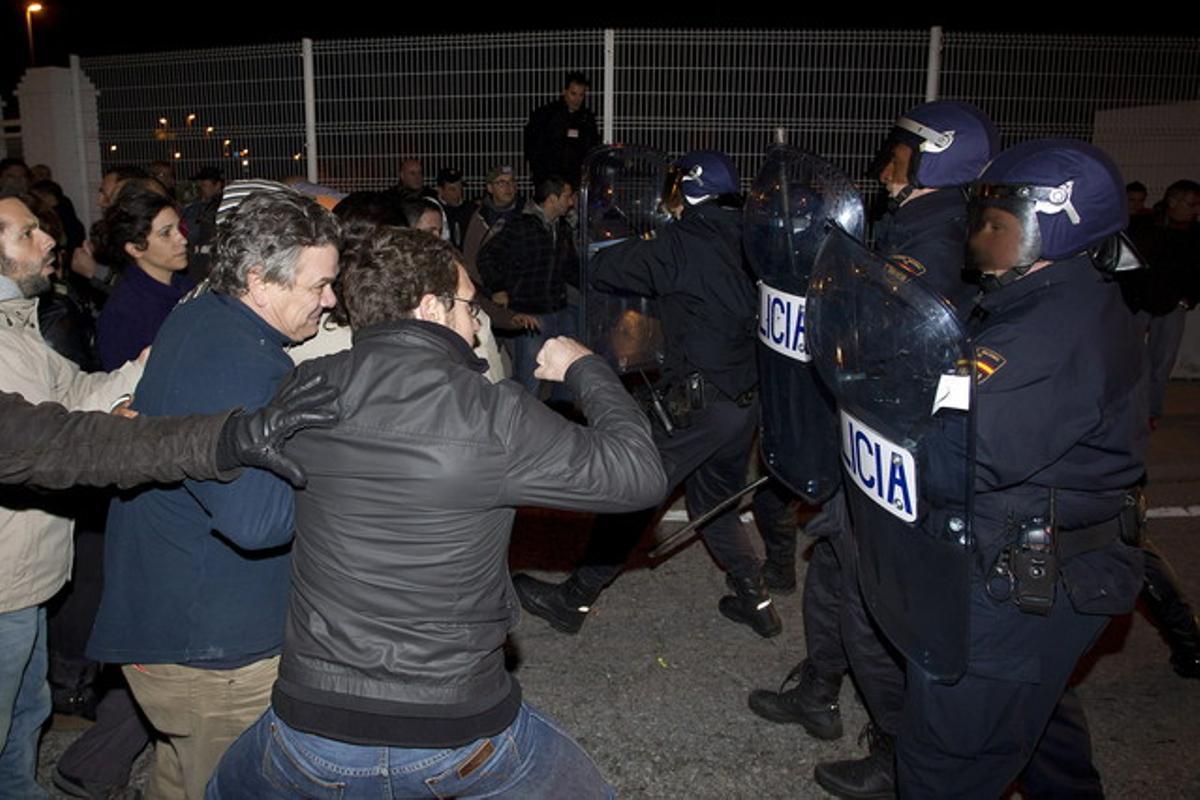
[93,185,193,369]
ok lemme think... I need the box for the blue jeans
[0,606,50,800]
[206,701,614,799]
[511,306,578,402]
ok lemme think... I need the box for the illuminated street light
[109,144,117,152]
[25,3,43,66]
[186,114,197,125]
[158,117,168,127]
[205,126,215,135]
[173,152,181,159]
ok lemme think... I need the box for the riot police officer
[513,150,783,638]
[748,101,999,799]
[895,139,1146,796]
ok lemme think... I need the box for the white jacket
[0,297,143,613]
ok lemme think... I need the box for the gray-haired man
[87,190,340,800]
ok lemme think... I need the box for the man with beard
[0,196,145,797]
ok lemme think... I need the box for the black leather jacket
[274,320,666,747]
[0,391,232,490]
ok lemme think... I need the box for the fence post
[302,38,318,183]
[70,55,97,226]
[603,29,615,144]
[925,26,943,102]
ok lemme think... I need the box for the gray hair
[209,190,341,295]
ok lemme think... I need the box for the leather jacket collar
[352,317,489,374]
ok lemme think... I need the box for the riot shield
[744,146,865,504]
[807,226,974,681]
[578,145,672,374]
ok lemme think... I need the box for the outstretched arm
[1,374,339,491]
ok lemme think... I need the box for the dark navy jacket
[96,266,194,370]
[591,201,758,401]
[874,189,977,316]
[967,255,1147,609]
[88,292,295,667]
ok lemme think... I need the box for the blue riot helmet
[874,101,999,202]
[676,150,739,203]
[968,139,1130,282]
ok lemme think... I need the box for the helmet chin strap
[888,184,915,212]
[979,263,1036,293]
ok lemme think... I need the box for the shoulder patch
[974,345,1007,384]
[889,254,927,277]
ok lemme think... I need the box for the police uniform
[573,199,763,591]
[897,253,1147,797]
[764,106,1000,771]
[875,188,976,313]
[800,186,978,742]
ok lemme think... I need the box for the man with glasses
[461,164,525,273]
[208,228,665,798]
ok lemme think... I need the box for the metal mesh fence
[939,34,1200,143]
[612,29,931,194]
[311,32,606,195]
[79,30,1200,201]
[83,43,306,188]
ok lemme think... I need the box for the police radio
[986,493,1059,616]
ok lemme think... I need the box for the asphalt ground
[38,383,1200,798]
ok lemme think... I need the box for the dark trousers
[751,480,800,568]
[56,683,151,786]
[575,398,761,592]
[803,489,906,735]
[897,585,1107,799]
[48,521,153,787]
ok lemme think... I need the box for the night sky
[2,2,1195,109]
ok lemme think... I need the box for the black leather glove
[215,372,340,487]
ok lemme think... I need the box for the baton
[649,475,771,560]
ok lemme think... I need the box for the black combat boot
[747,658,844,740]
[512,573,600,635]
[718,573,782,638]
[814,723,896,799]
[1142,543,1200,678]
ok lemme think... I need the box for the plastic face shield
[968,181,1084,266]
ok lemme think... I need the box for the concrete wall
[16,60,102,228]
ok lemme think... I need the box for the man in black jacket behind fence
[208,228,666,799]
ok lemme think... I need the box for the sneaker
[748,659,843,740]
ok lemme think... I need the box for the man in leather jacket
[208,228,666,798]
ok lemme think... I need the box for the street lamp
[25,3,43,66]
